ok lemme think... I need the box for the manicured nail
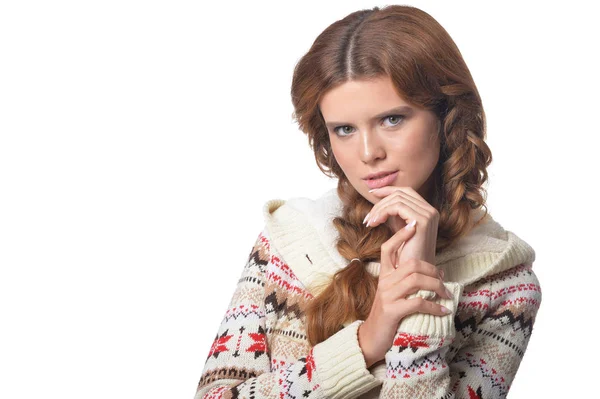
[369,188,379,193]
[440,306,451,314]
[404,220,416,230]
[369,215,377,226]
[363,213,370,224]
[445,287,452,298]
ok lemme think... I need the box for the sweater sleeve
[378,281,463,398]
[379,264,542,398]
[447,264,542,398]
[194,229,381,399]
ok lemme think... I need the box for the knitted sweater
[194,188,542,398]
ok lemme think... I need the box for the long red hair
[290,5,492,347]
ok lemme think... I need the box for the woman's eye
[333,126,354,137]
[383,115,404,127]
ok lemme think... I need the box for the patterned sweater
[194,188,542,398]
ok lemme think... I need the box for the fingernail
[368,188,379,193]
[404,220,416,230]
[445,287,452,298]
[363,213,370,224]
[440,270,445,279]
[441,306,451,314]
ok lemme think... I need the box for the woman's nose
[358,130,385,164]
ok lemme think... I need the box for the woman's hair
[290,5,492,347]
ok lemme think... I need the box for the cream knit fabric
[194,188,542,398]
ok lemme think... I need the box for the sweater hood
[262,188,536,297]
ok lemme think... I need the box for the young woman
[194,5,541,398]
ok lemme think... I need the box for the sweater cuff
[397,282,463,338]
[312,319,382,398]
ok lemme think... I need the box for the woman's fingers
[379,221,417,278]
[376,190,429,215]
[392,273,452,301]
[394,258,443,282]
[364,188,411,225]
[370,185,428,206]
[401,296,453,317]
[380,257,445,293]
[365,186,438,227]
[395,240,406,270]
[367,197,427,228]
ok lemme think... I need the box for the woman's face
[319,75,441,204]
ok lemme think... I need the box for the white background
[0,0,597,397]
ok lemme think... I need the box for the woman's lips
[364,171,399,190]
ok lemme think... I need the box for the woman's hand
[357,222,451,368]
[363,186,440,265]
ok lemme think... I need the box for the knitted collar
[263,188,536,295]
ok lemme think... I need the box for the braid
[304,178,393,347]
[435,86,492,251]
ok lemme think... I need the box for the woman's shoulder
[437,208,538,287]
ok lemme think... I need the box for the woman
[194,4,541,398]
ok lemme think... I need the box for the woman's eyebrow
[324,105,413,129]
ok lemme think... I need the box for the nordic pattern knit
[193,190,542,398]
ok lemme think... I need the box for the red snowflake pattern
[393,333,430,353]
[207,331,233,359]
